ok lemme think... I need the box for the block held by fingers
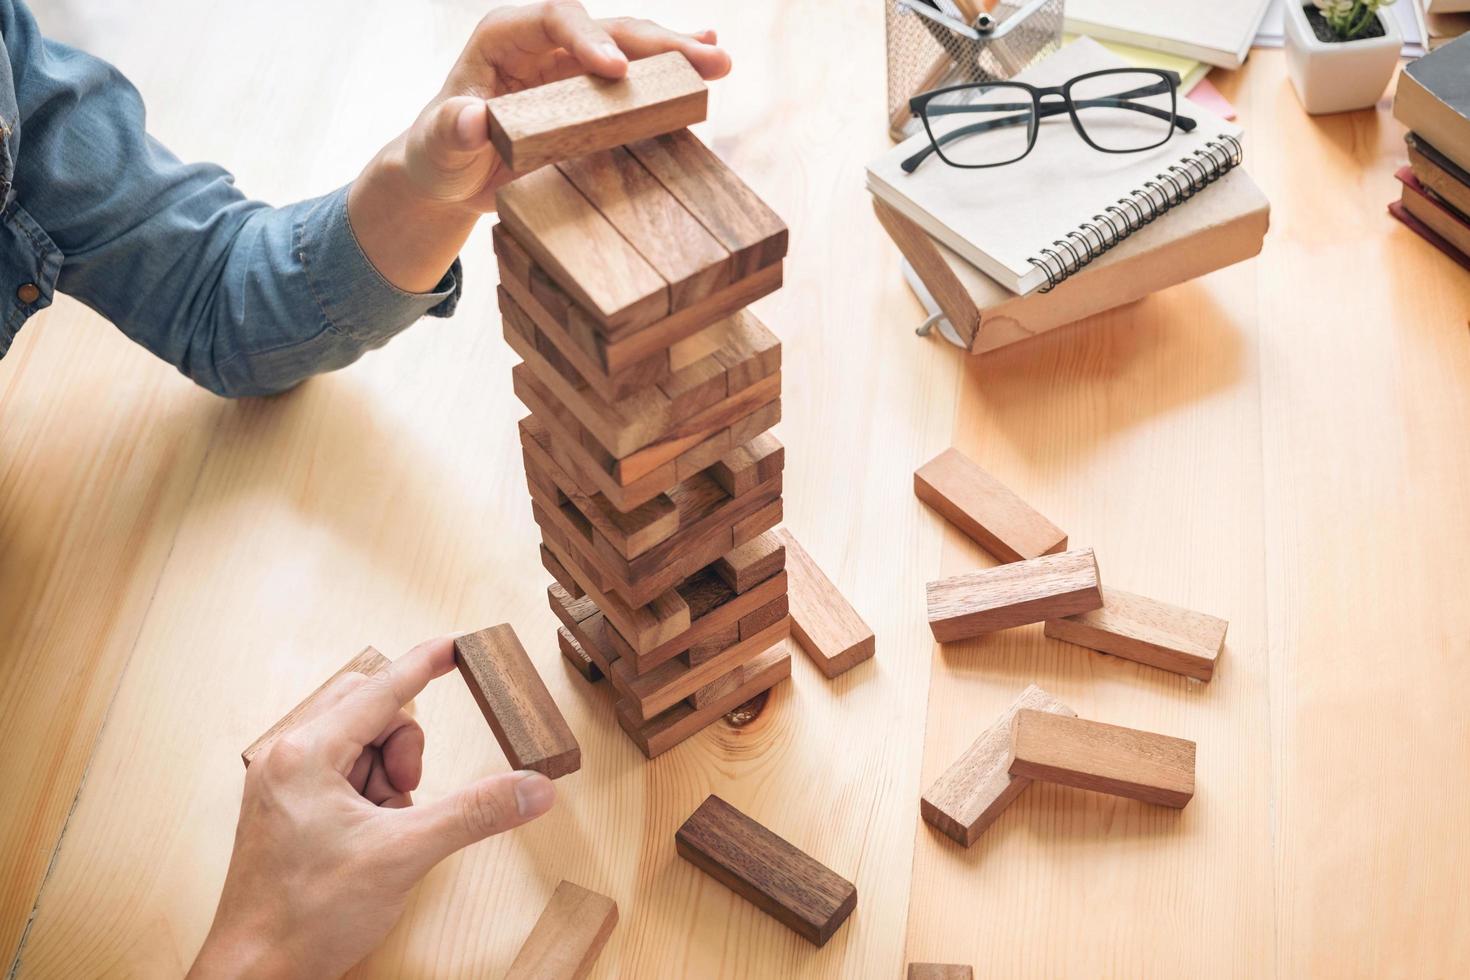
[455,624,582,779]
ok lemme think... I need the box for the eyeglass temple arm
[900,99,1197,173]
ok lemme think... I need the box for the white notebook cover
[865,38,1243,295]
[1064,0,1274,68]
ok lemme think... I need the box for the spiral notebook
[866,37,1245,296]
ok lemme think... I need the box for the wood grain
[774,527,875,678]
[907,966,974,980]
[926,548,1103,642]
[626,128,789,278]
[920,684,1074,847]
[487,51,707,173]
[1008,710,1196,809]
[454,625,581,779]
[557,626,602,683]
[504,879,618,980]
[496,166,669,331]
[240,646,390,766]
[556,147,732,311]
[708,431,784,498]
[675,794,857,947]
[914,447,1068,563]
[538,529,689,654]
[611,569,790,674]
[610,617,790,722]
[1044,586,1227,681]
[713,531,785,594]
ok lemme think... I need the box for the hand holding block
[920,684,1075,847]
[675,794,857,947]
[914,448,1067,563]
[1044,586,1227,681]
[504,879,618,980]
[487,51,707,173]
[1007,710,1196,808]
[926,548,1103,642]
[241,646,389,767]
[455,625,581,779]
[774,527,875,678]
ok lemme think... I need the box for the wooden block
[599,261,782,365]
[724,397,782,455]
[920,684,1075,847]
[674,794,856,947]
[710,432,785,498]
[1007,710,1196,809]
[739,593,789,642]
[557,626,603,683]
[540,544,586,599]
[454,625,581,779]
[686,621,740,671]
[926,548,1103,643]
[714,531,785,594]
[612,373,780,486]
[540,532,689,653]
[908,966,974,980]
[626,129,788,278]
[612,569,789,673]
[616,640,791,758]
[556,147,732,311]
[496,166,668,331]
[913,448,1067,563]
[504,879,618,980]
[548,585,620,678]
[241,646,389,767]
[774,528,875,678]
[730,494,782,544]
[487,51,707,173]
[612,617,790,723]
[1044,587,1227,681]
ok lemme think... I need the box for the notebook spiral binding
[1027,134,1244,293]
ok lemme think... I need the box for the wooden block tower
[488,54,793,758]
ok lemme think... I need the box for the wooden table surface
[3,1,1468,976]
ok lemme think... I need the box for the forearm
[347,135,480,294]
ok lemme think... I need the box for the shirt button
[17,283,39,304]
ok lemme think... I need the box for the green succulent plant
[1313,0,1397,41]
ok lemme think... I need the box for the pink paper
[1186,77,1237,121]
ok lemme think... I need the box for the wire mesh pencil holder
[885,0,1066,142]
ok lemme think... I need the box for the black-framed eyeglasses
[902,68,1197,173]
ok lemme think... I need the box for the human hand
[348,1,731,292]
[188,637,558,979]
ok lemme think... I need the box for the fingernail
[599,42,626,64]
[514,771,556,817]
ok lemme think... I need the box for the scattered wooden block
[496,166,668,331]
[557,626,602,683]
[926,548,1103,642]
[907,966,974,980]
[774,528,875,678]
[241,646,389,767]
[616,640,791,758]
[556,147,732,311]
[454,625,582,779]
[1044,587,1227,681]
[914,448,1067,563]
[714,531,786,594]
[675,794,857,947]
[504,879,618,980]
[1008,710,1196,808]
[487,50,706,173]
[920,684,1075,847]
[611,617,790,722]
[626,129,788,278]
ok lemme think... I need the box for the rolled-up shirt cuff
[297,184,460,339]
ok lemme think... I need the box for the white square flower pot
[1285,3,1402,114]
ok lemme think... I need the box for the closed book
[1063,0,1273,68]
[1396,166,1470,263]
[1393,34,1470,172]
[1406,132,1470,216]
[873,166,1269,353]
[866,38,1244,296]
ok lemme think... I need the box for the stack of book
[1391,34,1470,268]
[866,38,1270,354]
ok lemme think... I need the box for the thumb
[423,96,491,163]
[398,770,556,866]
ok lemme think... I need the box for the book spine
[1027,134,1244,292]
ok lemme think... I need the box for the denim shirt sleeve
[6,1,460,397]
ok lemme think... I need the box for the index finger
[478,1,627,79]
[302,636,456,769]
